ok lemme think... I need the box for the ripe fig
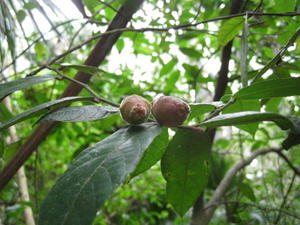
[151,96,190,127]
[119,95,151,125]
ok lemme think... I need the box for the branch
[0,0,145,191]
[207,200,300,221]
[47,66,120,107]
[205,147,282,221]
[274,172,297,224]
[3,97,36,225]
[201,98,236,122]
[274,151,300,176]
[252,26,300,82]
[0,19,76,75]
[191,11,300,27]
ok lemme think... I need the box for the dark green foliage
[0,0,300,224]
[161,128,211,216]
[39,105,119,122]
[0,96,94,131]
[234,78,300,100]
[0,75,55,99]
[199,111,294,130]
[131,127,169,178]
[39,123,162,225]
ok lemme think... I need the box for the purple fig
[152,96,190,127]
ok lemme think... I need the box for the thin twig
[273,150,300,176]
[191,98,236,128]
[46,66,120,107]
[205,147,282,222]
[252,26,300,83]
[0,19,76,75]
[22,0,47,43]
[205,200,300,221]
[97,0,119,13]
[274,172,297,224]
[203,98,236,122]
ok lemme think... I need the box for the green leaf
[2,141,22,167]
[130,127,168,178]
[218,17,244,47]
[39,123,162,225]
[0,96,93,131]
[179,47,201,58]
[16,10,26,23]
[160,59,178,76]
[238,182,256,202]
[24,1,40,10]
[189,102,224,120]
[7,33,16,60]
[234,78,300,100]
[58,64,107,75]
[165,71,180,92]
[274,0,296,12]
[161,128,211,216]
[136,45,152,55]
[83,0,99,13]
[199,111,294,130]
[0,102,13,122]
[39,106,119,123]
[34,42,46,58]
[0,75,55,99]
[224,100,260,136]
[116,39,125,52]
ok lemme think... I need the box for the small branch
[46,66,120,107]
[206,200,300,221]
[0,19,76,75]
[202,98,236,122]
[274,172,297,224]
[0,201,17,206]
[191,11,300,27]
[252,26,300,83]
[273,151,300,176]
[22,0,46,43]
[205,147,282,222]
[178,125,205,133]
[97,0,119,14]
[3,97,36,225]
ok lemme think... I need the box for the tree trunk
[191,193,209,225]
[16,167,36,225]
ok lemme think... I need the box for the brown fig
[119,95,151,125]
[151,96,190,127]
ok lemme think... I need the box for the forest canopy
[0,0,299,225]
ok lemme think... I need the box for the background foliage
[0,0,299,224]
